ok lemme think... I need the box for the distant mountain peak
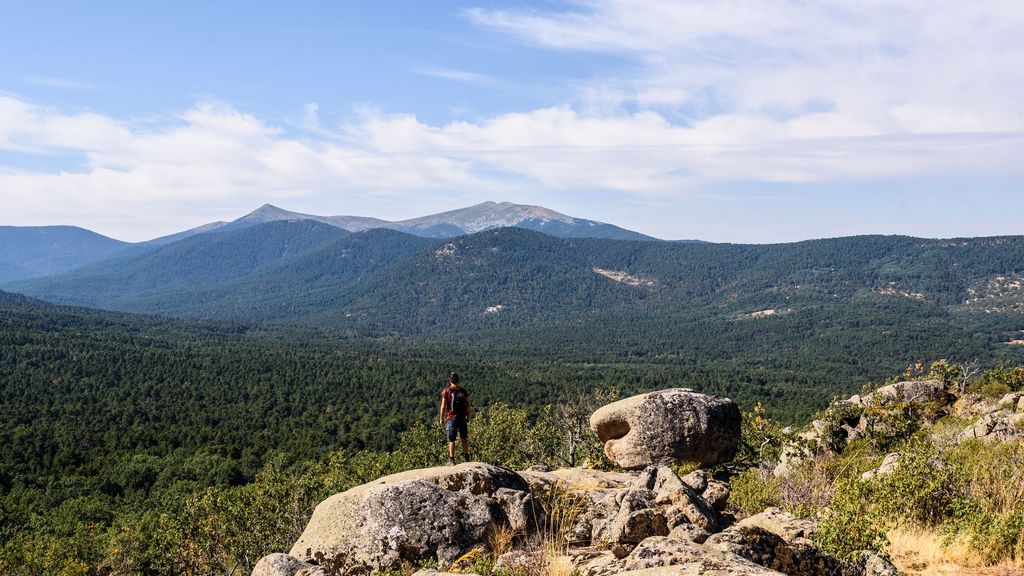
[219,201,652,241]
[398,201,579,234]
[242,204,307,221]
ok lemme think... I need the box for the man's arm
[466,396,471,421]
[438,393,446,426]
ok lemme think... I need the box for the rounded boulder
[590,389,740,470]
[288,463,530,573]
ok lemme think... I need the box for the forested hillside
[0,226,131,283]
[0,289,864,573]
[10,226,1024,351]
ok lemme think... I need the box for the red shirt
[441,385,469,420]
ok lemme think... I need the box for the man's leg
[446,420,457,465]
[459,419,471,461]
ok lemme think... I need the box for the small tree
[539,387,617,468]
[736,402,789,470]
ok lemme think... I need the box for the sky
[1,0,1022,243]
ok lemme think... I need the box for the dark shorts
[446,417,468,441]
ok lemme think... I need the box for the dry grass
[448,546,486,573]
[965,443,1024,518]
[539,482,588,552]
[779,452,837,512]
[495,482,588,576]
[888,525,1024,576]
[542,554,575,576]
[487,524,518,559]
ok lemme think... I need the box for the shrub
[729,468,781,515]
[735,402,790,469]
[817,402,864,454]
[944,440,1024,564]
[972,361,1024,398]
[778,453,836,517]
[872,440,965,526]
[861,401,922,452]
[775,444,875,518]
[814,477,888,561]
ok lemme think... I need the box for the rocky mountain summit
[219,201,653,241]
[252,389,898,576]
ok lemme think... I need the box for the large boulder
[868,380,952,407]
[590,389,741,469]
[287,463,531,573]
[251,553,323,576]
[705,526,857,576]
[733,507,817,541]
[587,535,785,575]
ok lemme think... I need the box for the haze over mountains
[0,226,131,283]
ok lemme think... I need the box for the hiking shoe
[463,453,472,463]
[447,456,455,466]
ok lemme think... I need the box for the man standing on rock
[439,372,471,466]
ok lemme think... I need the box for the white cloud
[1,1,1022,240]
[414,66,492,84]
[466,0,1024,136]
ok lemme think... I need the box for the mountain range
[3,211,1023,363]
[0,201,652,283]
[3,200,1024,367]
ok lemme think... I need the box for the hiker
[438,372,471,466]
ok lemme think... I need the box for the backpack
[447,386,468,417]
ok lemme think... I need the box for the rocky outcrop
[860,551,900,576]
[705,525,855,576]
[280,463,537,574]
[635,465,722,532]
[252,553,324,576]
[519,466,635,497]
[587,536,782,575]
[861,453,901,481]
[254,391,903,576]
[869,380,952,407]
[958,408,1024,442]
[590,389,741,469]
[775,379,961,477]
[732,508,817,541]
[998,391,1024,409]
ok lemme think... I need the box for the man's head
[448,372,460,386]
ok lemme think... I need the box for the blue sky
[1,1,1022,242]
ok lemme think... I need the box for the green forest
[2,287,1023,573]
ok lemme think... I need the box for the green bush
[972,361,1024,397]
[813,477,888,561]
[871,440,965,525]
[734,402,790,470]
[729,468,782,515]
[943,440,1024,563]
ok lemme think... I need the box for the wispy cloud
[467,0,1024,131]
[414,65,492,84]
